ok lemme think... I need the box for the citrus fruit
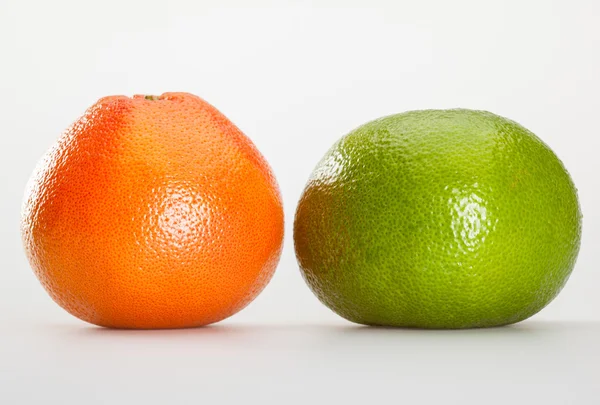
[22,92,284,329]
[294,109,582,328]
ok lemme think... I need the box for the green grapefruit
[294,109,582,328]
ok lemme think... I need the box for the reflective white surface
[1,320,598,404]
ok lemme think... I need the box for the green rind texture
[294,109,582,328]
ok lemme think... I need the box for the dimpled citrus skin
[22,92,284,329]
[294,109,582,329]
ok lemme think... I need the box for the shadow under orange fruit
[21,92,284,329]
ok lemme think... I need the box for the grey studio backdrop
[0,1,598,404]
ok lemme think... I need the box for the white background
[0,1,599,404]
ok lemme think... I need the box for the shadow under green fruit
[294,109,582,329]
